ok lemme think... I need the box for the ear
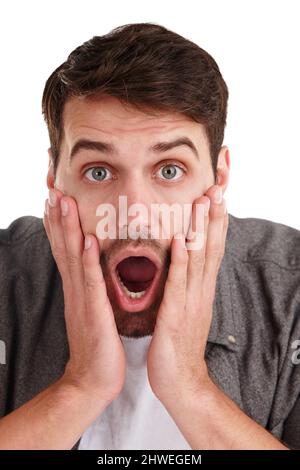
[46,147,55,190]
[215,145,230,194]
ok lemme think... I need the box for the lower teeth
[116,272,147,299]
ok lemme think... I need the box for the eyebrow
[70,136,200,161]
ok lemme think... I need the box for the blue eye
[84,167,112,182]
[157,164,184,181]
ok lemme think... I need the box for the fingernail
[84,235,92,250]
[48,189,57,207]
[212,186,222,204]
[174,232,186,248]
[60,198,68,216]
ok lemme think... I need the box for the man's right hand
[0,189,127,449]
[43,188,126,405]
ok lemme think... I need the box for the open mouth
[111,250,161,312]
[116,256,157,299]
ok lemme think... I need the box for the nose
[117,175,155,239]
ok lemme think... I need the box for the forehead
[62,94,207,143]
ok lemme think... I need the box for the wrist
[161,368,216,418]
[60,362,120,405]
[56,375,113,416]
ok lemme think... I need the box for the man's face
[48,94,229,338]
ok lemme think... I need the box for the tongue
[117,256,156,293]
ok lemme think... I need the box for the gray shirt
[0,213,300,449]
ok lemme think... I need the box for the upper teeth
[116,271,147,299]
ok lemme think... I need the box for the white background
[0,0,299,229]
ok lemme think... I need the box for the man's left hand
[147,184,228,406]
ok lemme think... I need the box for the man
[0,22,299,450]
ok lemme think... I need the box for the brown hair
[42,22,229,180]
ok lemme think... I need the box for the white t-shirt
[78,334,191,450]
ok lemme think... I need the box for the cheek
[77,201,101,236]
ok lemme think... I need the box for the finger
[49,191,89,338]
[186,196,210,309]
[43,198,51,240]
[222,204,229,253]
[82,233,116,330]
[59,195,85,284]
[58,195,89,319]
[158,233,188,326]
[46,189,70,283]
[203,185,227,295]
